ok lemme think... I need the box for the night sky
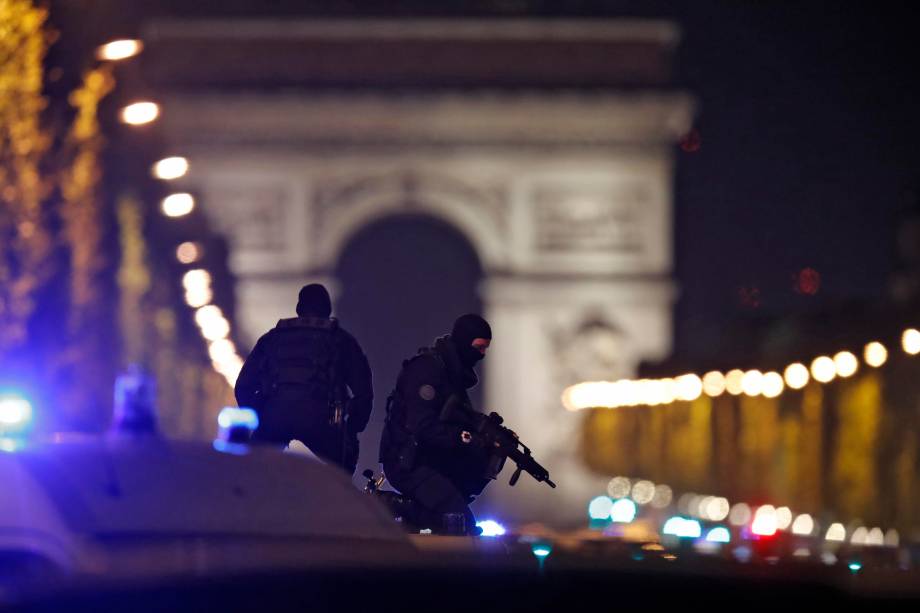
[58,0,920,358]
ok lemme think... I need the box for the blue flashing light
[476,519,507,537]
[212,439,250,456]
[218,407,259,431]
[663,516,702,538]
[588,495,613,520]
[0,391,33,437]
[848,562,862,573]
[531,544,552,558]
[706,526,731,544]
[610,498,638,523]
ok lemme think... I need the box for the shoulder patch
[418,384,437,401]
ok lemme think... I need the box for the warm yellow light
[120,101,159,125]
[866,527,884,546]
[675,374,703,402]
[176,241,202,264]
[152,156,189,180]
[810,356,836,383]
[195,305,230,341]
[784,362,809,389]
[162,193,195,217]
[725,369,744,395]
[182,269,211,292]
[562,381,626,411]
[833,351,858,378]
[885,529,900,547]
[902,328,920,355]
[208,339,237,363]
[825,522,846,542]
[728,503,751,526]
[850,526,868,545]
[761,371,784,398]
[96,39,143,61]
[863,341,887,368]
[775,506,793,530]
[702,371,725,397]
[183,269,212,308]
[740,369,763,396]
[650,484,672,508]
[705,497,730,521]
[791,514,814,536]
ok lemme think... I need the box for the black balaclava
[451,313,492,368]
[296,283,332,318]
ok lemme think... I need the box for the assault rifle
[441,398,556,489]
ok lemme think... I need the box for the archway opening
[334,214,484,482]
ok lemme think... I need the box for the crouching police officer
[379,313,499,534]
[235,283,372,477]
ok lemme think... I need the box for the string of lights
[561,328,916,411]
[591,475,901,549]
[105,38,244,388]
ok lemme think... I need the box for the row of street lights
[101,38,243,387]
[563,329,917,411]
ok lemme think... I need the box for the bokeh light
[476,519,506,537]
[833,351,858,378]
[630,480,656,505]
[885,529,900,547]
[588,496,613,521]
[705,497,730,522]
[791,514,814,536]
[610,498,638,523]
[675,374,703,401]
[162,193,195,217]
[176,241,202,264]
[825,522,846,542]
[810,356,836,383]
[728,503,752,526]
[195,305,230,341]
[662,516,701,538]
[96,39,143,61]
[866,527,884,546]
[607,476,631,499]
[725,369,745,395]
[152,156,189,180]
[650,484,673,509]
[775,506,793,530]
[741,370,763,396]
[702,371,726,397]
[902,328,920,355]
[761,371,784,398]
[863,341,888,368]
[783,363,809,390]
[706,527,731,543]
[850,526,868,545]
[208,339,237,364]
[751,505,778,536]
[120,101,159,125]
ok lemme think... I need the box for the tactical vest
[261,317,342,406]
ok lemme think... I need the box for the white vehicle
[0,400,413,602]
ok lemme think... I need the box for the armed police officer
[235,284,372,477]
[379,313,498,534]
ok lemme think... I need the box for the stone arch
[313,171,509,273]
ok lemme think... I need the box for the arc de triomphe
[146,19,694,526]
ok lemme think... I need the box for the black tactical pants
[254,402,359,476]
[383,463,476,534]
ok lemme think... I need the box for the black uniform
[235,316,372,476]
[380,324,498,533]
